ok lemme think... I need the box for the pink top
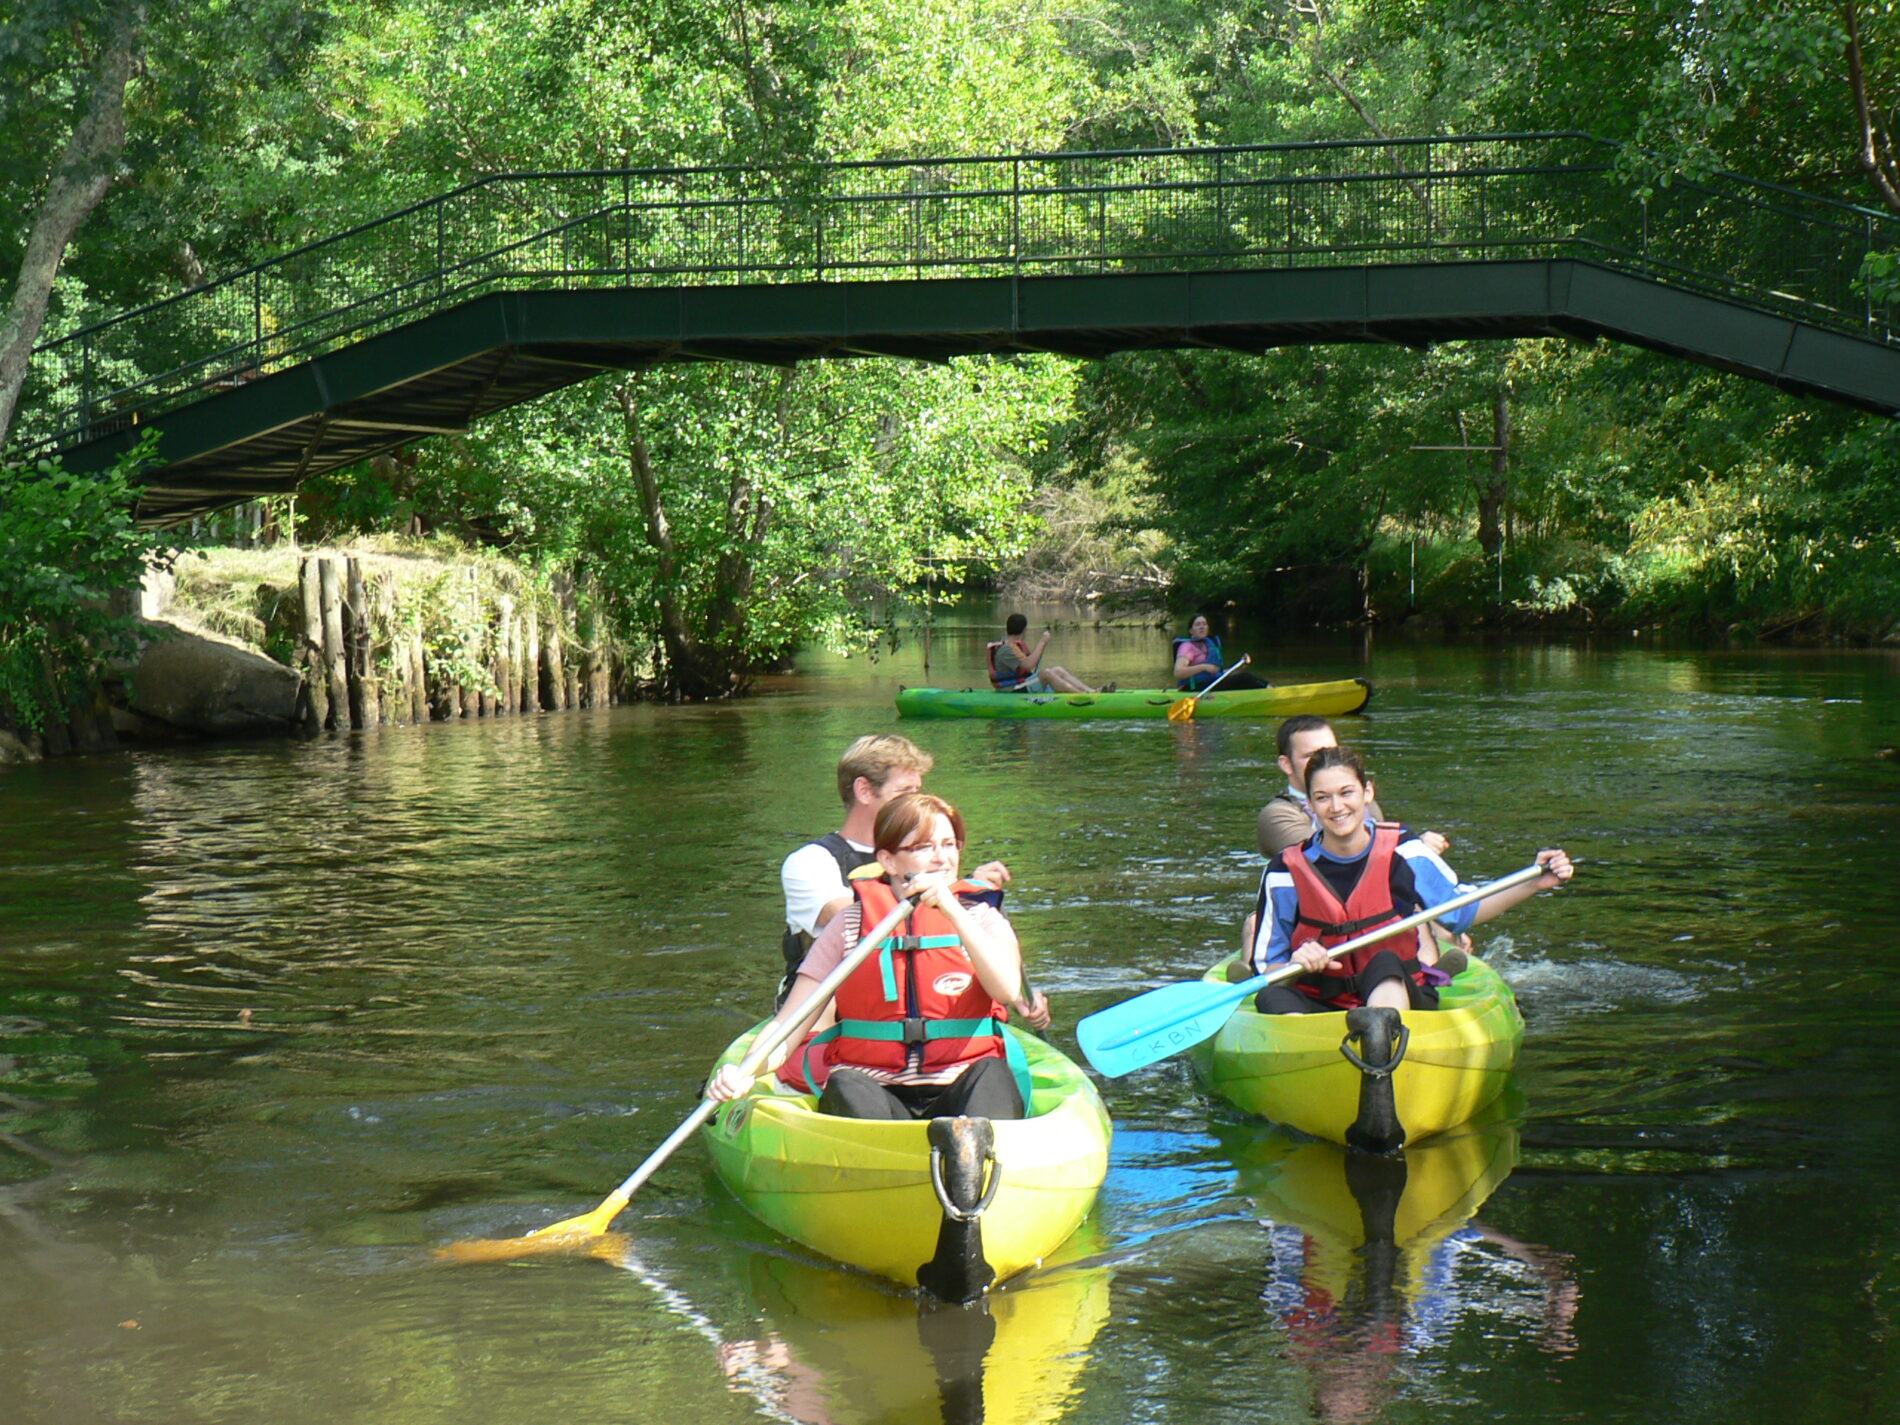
[1177,638,1214,665]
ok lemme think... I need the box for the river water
[3,618,1897,1424]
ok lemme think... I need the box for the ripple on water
[5,640,1900,1425]
[1497,951,1708,1021]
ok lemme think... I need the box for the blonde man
[780,736,935,979]
[777,734,1045,1026]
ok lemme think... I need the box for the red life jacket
[1284,822,1427,1009]
[778,875,1008,1090]
[986,638,1034,690]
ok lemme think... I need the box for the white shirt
[780,836,872,936]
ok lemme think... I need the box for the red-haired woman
[710,792,1028,1121]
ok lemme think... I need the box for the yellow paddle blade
[1166,696,1198,722]
[432,1191,632,1264]
[433,1227,634,1265]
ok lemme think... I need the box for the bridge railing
[21,133,1897,452]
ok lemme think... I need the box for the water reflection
[600,1235,1111,1425]
[1226,1097,1577,1422]
[5,633,1900,1424]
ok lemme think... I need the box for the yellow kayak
[1186,956,1523,1149]
[702,1025,1111,1299]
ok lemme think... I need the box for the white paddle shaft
[1254,862,1545,989]
[603,893,920,1204]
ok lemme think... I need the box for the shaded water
[3,620,1898,1423]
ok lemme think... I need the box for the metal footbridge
[19,132,1900,524]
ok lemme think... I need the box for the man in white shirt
[781,736,930,975]
[779,734,1048,1026]
[1256,717,1387,859]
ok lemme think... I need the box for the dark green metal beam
[48,258,1900,524]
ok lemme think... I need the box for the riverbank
[0,541,630,763]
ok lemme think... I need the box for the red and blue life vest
[779,874,1009,1090]
[986,638,1035,691]
[1284,822,1428,1009]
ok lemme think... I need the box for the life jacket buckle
[901,1017,929,1045]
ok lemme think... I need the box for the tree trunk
[616,375,751,699]
[1847,2,1900,215]
[702,373,784,671]
[1475,391,1510,617]
[298,556,328,732]
[318,558,348,729]
[346,557,381,728]
[0,4,145,449]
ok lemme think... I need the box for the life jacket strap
[876,934,961,951]
[1296,910,1398,939]
[833,1016,1003,1046]
[871,932,960,1003]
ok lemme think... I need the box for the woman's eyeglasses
[894,839,962,855]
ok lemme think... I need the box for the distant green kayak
[895,678,1372,720]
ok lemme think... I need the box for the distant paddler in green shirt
[988,614,1104,694]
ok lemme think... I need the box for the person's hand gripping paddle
[1168,654,1251,722]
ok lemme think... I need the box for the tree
[281,0,1098,693]
[0,441,167,741]
[362,355,1071,697]
[3,1,338,451]
[0,1,144,449]
[1848,1,1900,213]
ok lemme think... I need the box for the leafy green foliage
[271,0,1095,690]
[11,0,1900,682]
[309,355,1073,688]
[0,440,167,731]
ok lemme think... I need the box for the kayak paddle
[437,891,921,1263]
[1168,654,1251,722]
[1075,864,1547,1077]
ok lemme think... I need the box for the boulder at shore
[127,622,301,736]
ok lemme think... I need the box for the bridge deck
[19,136,1897,524]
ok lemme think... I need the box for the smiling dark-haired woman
[1246,746,1572,1019]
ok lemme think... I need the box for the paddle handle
[1189,654,1250,700]
[599,893,921,1206]
[1246,862,1546,993]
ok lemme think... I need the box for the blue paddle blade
[1077,865,1550,1078]
[1076,975,1262,1078]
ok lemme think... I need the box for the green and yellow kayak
[895,678,1372,720]
[702,1025,1111,1296]
[1186,956,1523,1149]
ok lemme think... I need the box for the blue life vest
[1172,633,1225,690]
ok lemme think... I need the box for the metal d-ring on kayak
[930,1126,1002,1222]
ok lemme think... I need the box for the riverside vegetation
[5,1,1900,743]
